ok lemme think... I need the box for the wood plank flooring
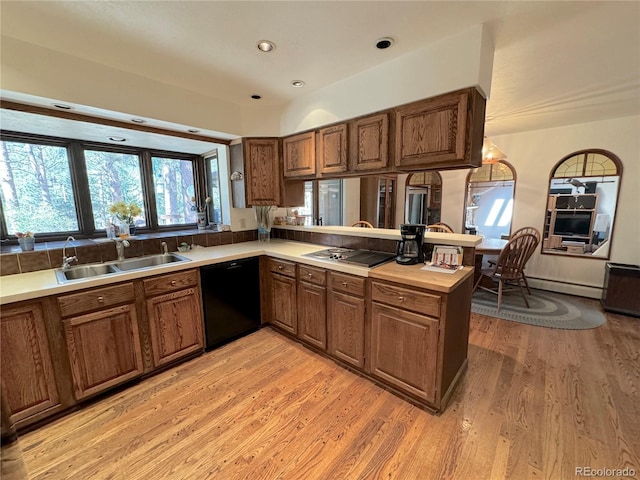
[17,300,640,479]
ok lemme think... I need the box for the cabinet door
[297,281,327,350]
[270,273,297,334]
[328,291,365,369]
[63,304,143,400]
[1,302,60,423]
[370,302,438,403]
[283,131,316,178]
[146,288,204,367]
[317,124,348,175]
[395,90,473,169]
[244,138,281,205]
[350,113,389,172]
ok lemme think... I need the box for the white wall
[484,116,639,297]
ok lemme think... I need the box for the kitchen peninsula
[1,228,480,431]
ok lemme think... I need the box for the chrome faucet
[62,236,78,270]
[115,239,130,261]
[161,241,168,255]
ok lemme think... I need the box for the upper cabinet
[395,87,485,170]
[350,112,390,172]
[317,124,348,176]
[283,131,316,178]
[243,138,281,206]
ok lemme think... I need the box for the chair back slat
[493,233,538,280]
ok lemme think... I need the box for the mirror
[542,149,622,258]
[464,161,516,237]
[404,172,442,225]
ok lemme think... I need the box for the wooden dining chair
[351,221,374,228]
[426,222,453,233]
[489,226,541,294]
[473,233,538,311]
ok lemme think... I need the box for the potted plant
[16,231,35,251]
[109,201,142,237]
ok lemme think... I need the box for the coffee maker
[396,224,426,265]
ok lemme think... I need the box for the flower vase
[129,223,136,236]
[196,212,207,230]
[119,222,130,239]
[18,237,35,252]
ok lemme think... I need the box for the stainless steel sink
[56,264,120,283]
[115,253,189,271]
[55,253,190,283]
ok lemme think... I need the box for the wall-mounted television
[554,212,592,236]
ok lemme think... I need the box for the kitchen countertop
[0,239,473,304]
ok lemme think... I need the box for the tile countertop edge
[0,239,474,304]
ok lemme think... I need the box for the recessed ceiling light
[131,118,146,124]
[257,40,275,52]
[108,136,126,142]
[52,103,73,110]
[375,37,394,49]
[251,94,262,100]
[187,129,200,133]
[290,80,305,88]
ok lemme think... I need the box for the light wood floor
[17,301,640,479]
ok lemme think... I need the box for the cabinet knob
[398,296,405,302]
[97,296,104,303]
[278,265,283,270]
[307,273,313,278]
[342,282,348,287]
[171,280,177,286]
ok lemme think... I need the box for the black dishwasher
[200,257,261,350]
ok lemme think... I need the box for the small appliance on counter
[396,224,426,265]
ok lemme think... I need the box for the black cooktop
[303,248,395,268]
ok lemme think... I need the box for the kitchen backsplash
[0,229,257,276]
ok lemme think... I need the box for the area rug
[471,288,606,330]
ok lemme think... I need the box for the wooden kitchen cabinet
[268,259,298,335]
[144,269,204,368]
[297,265,327,350]
[62,304,143,400]
[0,301,60,424]
[395,87,485,170]
[283,131,316,178]
[349,112,391,172]
[328,272,366,369]
[243,138,281,205]
[317,123,348,175]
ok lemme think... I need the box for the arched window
[464,161,516,237]
[405,171,442,224]
[543,149,622,258]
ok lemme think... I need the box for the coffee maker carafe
[396,224,426,265]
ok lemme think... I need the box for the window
[293,179,343,226]
[0,132,207,241]
[85,149,146,229]
[205,152,223,225]
[464,161,516,237]
[152,156,196,225]
[0,140,78,235]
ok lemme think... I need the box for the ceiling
[1,1,639,154]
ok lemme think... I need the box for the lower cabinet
[297,265,327,350]
[328,272,366,369]
[0,300,60,424]
[63,304,144,400]
[144,270,204,368]
[369,302,438,403]
[268,259,298,335]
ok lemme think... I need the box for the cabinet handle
[97,296,104,303]
[170,280,177,286]
[342,282,348,287]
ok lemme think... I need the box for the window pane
[206,153,223,224]
[85,150,145,230]
[0,141,78,234]
[152,156,196,225]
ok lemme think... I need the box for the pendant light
[482,137,507,164]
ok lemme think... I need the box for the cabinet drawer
[330,272,365,297]
[58,282,135,317]
[143,269,198,297]
[371,281,440,318]
[268,258,296,278]
[298,265,326,286]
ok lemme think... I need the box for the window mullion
[69,142,95,236]
[140,151,158,230]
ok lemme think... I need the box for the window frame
[0,130,206,242]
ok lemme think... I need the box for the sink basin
[56,264,119,282]
[115,253,189,271]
